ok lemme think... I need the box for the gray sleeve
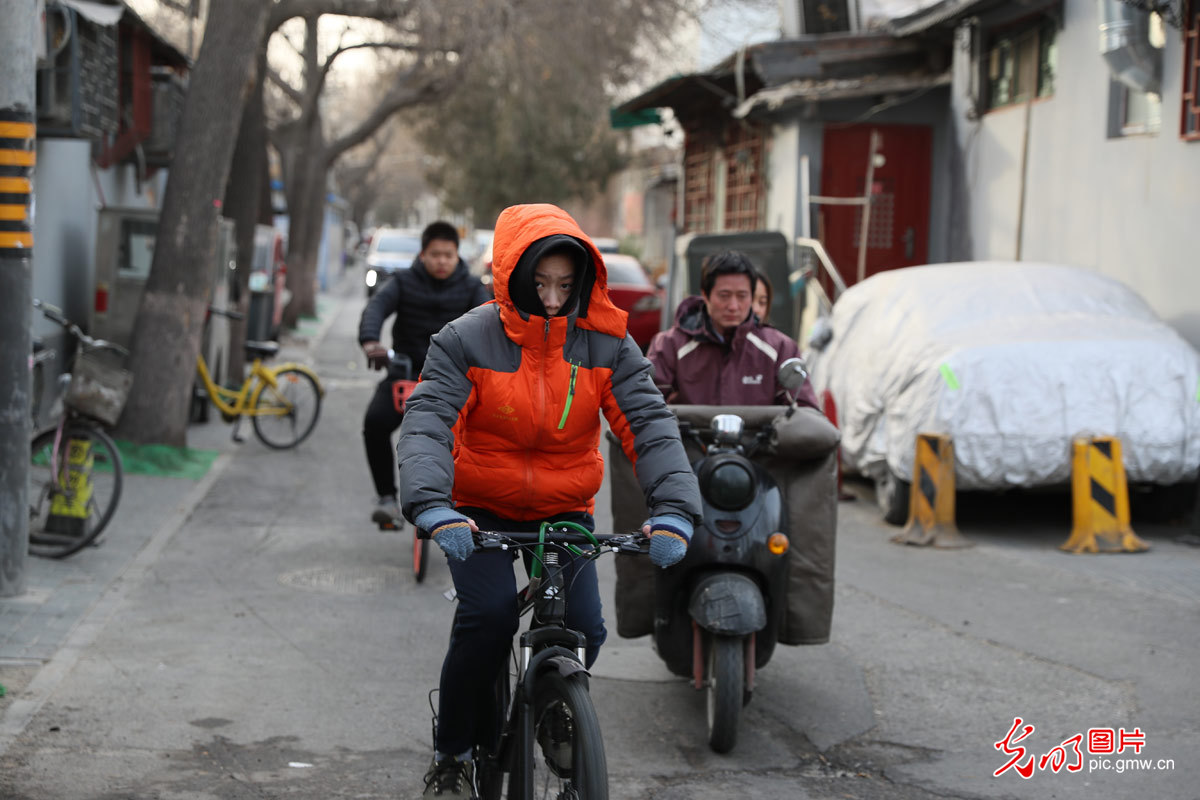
[603,335,702,524]
[358,278,400,344]
[396,322,473,521]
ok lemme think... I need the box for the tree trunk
[279,124,328,330]
[224,61,270,379]
[115,0,271,446]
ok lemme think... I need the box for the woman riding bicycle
[397,203,701,799]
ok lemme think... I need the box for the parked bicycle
[29,299,129,559]
[428,523,650,800]
[197,306,324,448]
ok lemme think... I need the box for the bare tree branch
[278,25,304,58]
[325,65,448,163]
[320,40,425,79]
[268,0,412,36]
[267,66,305,106]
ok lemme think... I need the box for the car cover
[807,262,1200,489]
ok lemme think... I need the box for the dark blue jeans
[434,507,607,757]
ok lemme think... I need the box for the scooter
[652,358,812,753]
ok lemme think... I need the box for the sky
[696,1,782,69]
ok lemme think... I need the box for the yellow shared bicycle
[197,305,324,448]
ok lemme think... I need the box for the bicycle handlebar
[33,299,129,357]
[474,530,650,555]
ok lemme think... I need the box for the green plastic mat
[115,440,220,480]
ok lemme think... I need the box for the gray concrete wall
[32,139,163,331]
[948,0,1200,347]
[32,139,96,327]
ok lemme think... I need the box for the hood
[492,204,627,338]
[674,295,707,333]
[674,293,757,345]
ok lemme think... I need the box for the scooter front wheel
[706,634,743,753]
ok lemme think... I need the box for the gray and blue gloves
[643,514,693,568]
[415,507,476,561]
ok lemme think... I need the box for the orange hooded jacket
[397,204,700,524]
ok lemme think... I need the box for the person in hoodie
[358,221,491,528]
[397,203,702,799]
[647,250,819,409]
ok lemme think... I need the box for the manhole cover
[278,566,407,594]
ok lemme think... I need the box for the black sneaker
[371,495,403,531]
[422,755,474,799]
[537,704,574,777]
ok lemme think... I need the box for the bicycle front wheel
[529,670,607,799]
[251,367,322,449]
[476,661,512,800]
[29,423,124,559]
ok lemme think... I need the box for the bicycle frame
[472,525,648,800]
[195,354,318,419]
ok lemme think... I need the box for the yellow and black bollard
[1061,437,1148,554]
[44,438,95,537]
[892,433,972,548]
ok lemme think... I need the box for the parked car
[364,227,422,296]
[806,262,1200,523]
[463,228,494,275]
[592,236,620,254]
[603,253,662,351]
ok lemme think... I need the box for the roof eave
[733,69,952,119]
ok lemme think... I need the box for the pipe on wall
[1097,0,1161,94]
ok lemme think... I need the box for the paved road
[2,273,1197,799]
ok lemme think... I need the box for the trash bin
[247,289,274,342]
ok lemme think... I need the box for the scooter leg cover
[764,449,839,645]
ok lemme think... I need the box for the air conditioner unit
[144,67,187,167]
[36,4,119,140]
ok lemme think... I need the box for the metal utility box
[670,231,796,339]
[91,208,236,388]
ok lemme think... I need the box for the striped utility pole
[0,0,38,596]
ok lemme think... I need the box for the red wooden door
[819,124,932,288]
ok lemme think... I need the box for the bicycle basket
[64,349,133,426]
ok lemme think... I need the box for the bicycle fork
[512,630,590,798]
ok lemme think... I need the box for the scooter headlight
[702,459,756,511]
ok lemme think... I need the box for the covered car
[806,262,1200,523]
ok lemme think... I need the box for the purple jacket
[647,295,819,408]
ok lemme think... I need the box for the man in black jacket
[358,221,491,528]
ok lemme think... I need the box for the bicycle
[377,350,424,580]
[29,300,129,559]
[427,523,650,800]
[197,306,324,448]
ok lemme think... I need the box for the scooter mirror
[777,357,808,391]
